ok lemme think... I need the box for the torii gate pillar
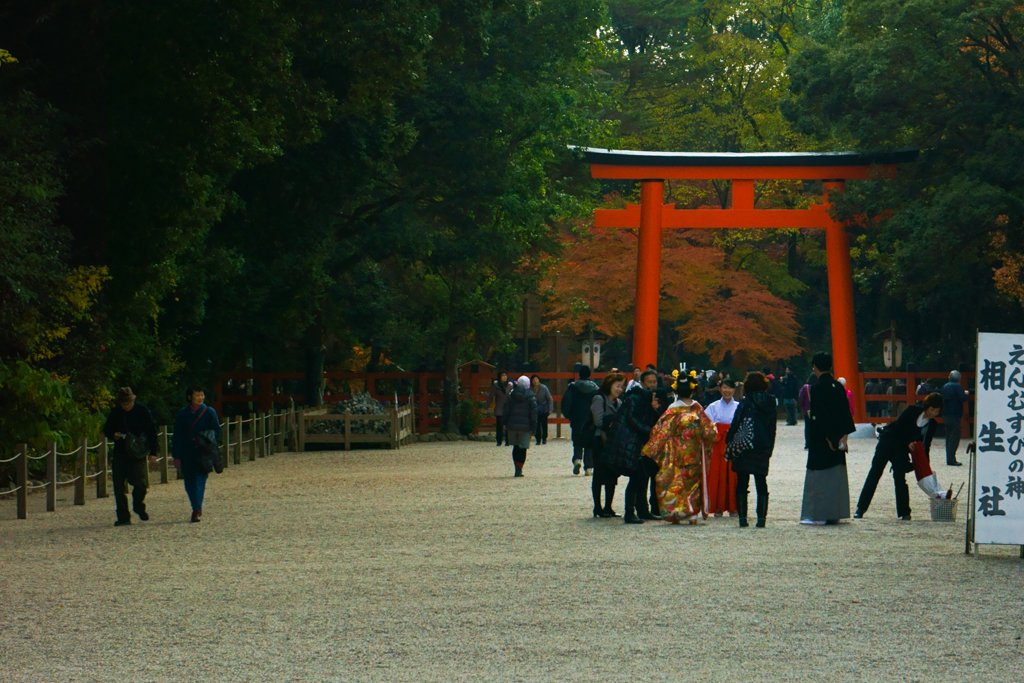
[824,181,860,410]
[633,180,664,371]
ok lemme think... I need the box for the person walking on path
[561,365,600,475]
[531,375,553,446]
[590,373,625,517]
[704,378,739,516]
[172,385,222,522]
[800,353,856,525]
[643,375,716,525]
[782,367,800,426]
[940,371,968,466]
[854,393,943,520]
[608,373,664,524]
[503,376,537,477]
[726,373,778,528]
[102,387,158,526]
[487,370,514,447]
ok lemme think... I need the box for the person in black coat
[800,352,857,524]
[854,393,943,520]
[726,373,778,528]
[608,376,664,524]
[561,365,600,475]
[502,376,538,477]
[102,387,158,526]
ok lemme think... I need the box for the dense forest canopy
[1,0,1022,446]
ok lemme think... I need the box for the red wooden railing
[215,370,975,436]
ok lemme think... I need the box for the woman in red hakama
[704,378,740,516]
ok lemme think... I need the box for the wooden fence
[297,403,416,451]
[0,406,298,520]
[217,369,977,436]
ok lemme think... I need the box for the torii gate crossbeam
[579,147,919,419]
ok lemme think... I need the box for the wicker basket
[929,498,959,522]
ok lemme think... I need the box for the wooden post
[266,413,274,456]
[221,420,230,470]
[159,426,169,484]
[344,409,352,451]
[287,404,296,450]
[46,442,57,512]
[390,407,398,450]
[249,416,257,461]
[297,409,306,452]
[16,443,28,520]
[276,410,285,452]
[233,415,242,464]
[96,437,108,498]
[418,375,428,435]
[74,437,87,506]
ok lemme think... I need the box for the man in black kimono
[801,352,856,525]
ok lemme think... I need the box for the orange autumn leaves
[542,226,802,364]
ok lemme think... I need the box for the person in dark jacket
[854,393,943,520]
[531,375,554,446]
[503,376,538,477]
[561,365,600,475]
[487,370,514,447]
[172,385,222,522]
[102,387,158,526]
[800,353,856,525]
[590,373,625,517]
[940,370,968,466]
[782,367,800,426]
[608,375,664,524]
[726,373,778,528]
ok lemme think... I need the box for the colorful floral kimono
[641,403,718,523]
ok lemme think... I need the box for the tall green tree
[787,0,1024,364]
[394,0,606,431]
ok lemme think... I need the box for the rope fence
[2,405,300,520]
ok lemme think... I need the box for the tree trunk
[303,324,325,408]
[441,330,460,433]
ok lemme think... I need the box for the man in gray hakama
[801,352,856,524]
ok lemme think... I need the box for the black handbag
[124,432,149,460]
[194,429,223,474]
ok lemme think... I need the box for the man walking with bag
[102,387,158,526]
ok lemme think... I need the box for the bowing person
[854,393,943,521]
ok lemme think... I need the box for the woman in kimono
[642,373,718,524]
[704,378,739,516]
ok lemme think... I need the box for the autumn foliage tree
[542,216,803,368]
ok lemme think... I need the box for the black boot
[514,465,523,477]
[737,490,749,528]
[755,493,768,528]
[602,483,621,517]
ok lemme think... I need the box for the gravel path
[1,426,1022,682]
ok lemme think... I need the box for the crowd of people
[488,351,964,527]
[100,358,967,528]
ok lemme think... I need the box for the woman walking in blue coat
[172,385,222,522]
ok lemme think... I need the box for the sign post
[969,332,1024,557]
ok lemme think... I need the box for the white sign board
[973,332,1024,545]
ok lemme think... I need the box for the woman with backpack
[171,385,222,523]
[589,372,625,517]
[725,372,779,528]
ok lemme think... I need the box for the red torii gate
[579,147,918,419]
